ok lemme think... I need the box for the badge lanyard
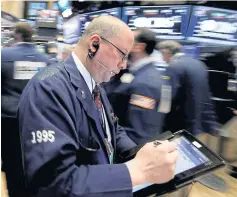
[100,104,114,164]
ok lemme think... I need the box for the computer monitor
[186,6,237,46]
[79,8,122,37]
[26,2,47,21]
[122,5,191,40]
[36,9,59,29]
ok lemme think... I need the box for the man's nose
[118,60,127,70]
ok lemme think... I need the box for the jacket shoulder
[34,52,50,63]
[1,47,16,60]
[26,63,70,94]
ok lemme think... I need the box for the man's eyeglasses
[100,36,128,62]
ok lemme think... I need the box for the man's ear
[89,34,100,53]
[14,33,21,41]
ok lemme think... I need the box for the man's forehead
[115,32,134,53]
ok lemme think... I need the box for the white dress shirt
[72,52,112,142]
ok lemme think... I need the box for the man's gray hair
[81,15,122,40]
[158,40,182,55]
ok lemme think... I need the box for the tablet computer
[132,130,226,197]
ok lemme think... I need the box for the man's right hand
[125,140,178,186]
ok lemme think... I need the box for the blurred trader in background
[46,42,59,63]
[18,16,178,197]
[1,22,50,197]
[104,28,172,145]
[158,41,219,136]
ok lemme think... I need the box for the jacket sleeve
[116,124,136,154]
[18,79,133,197]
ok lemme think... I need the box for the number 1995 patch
[31,130,55,144]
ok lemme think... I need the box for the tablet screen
[173,136,209,175]
[133,136,210,192]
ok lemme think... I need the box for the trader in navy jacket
[18,16,178,197]
[1,22,50,197]
[1,22,50,118]
[104,28,172,145]
[158,41,218,135]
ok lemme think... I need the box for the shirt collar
[72,52,95,93]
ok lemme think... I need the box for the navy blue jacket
[18,55,136,197]
[104,59,172,145]
[165,55,218,135]
[1,43,50,117]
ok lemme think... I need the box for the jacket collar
[172,53,185,62]
[12,42,35,47]
[64,55,83,88]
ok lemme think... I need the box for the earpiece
[88,42,115,75]
[93,42,99,51]
[88,42,99,59]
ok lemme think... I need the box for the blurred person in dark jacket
[205,46,237,117]
[1,22,50,118]
[104,28,172,145]
[158,40,219,136]
[1,22,50,197]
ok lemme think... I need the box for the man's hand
[125,140,178,186]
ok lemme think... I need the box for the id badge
[104,138,114,164]
[157,85,172,113]
[14,61,46,79]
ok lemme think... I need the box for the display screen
[53,2,59,10]
[36,10,59,28]
[186,6,237,45]
[79,8,122,36]
[173,136,209,174]
[26,2,47,20]
[122,6,191,40]
[133,136,209,192]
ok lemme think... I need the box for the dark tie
[93,85,114,164]
[93,85,104,128]
[93,85,102,109]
